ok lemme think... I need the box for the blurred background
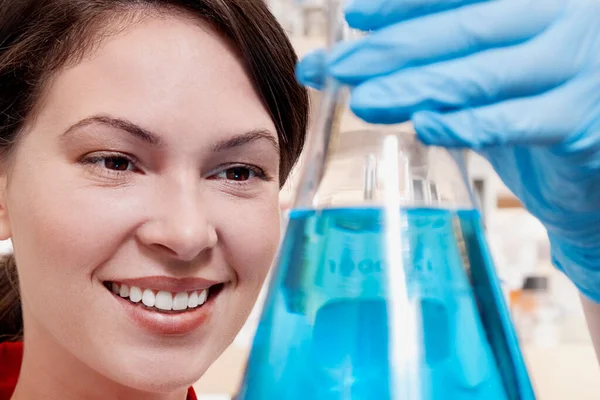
[187,1,600,398]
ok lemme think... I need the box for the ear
[0,174,12,240]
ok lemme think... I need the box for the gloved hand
[296,0,600,301]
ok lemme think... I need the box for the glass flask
[237,1,536,399]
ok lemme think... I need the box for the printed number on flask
[328,258,385,276]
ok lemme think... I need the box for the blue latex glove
[296,0,600,302]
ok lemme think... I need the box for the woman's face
[0,15,281,392]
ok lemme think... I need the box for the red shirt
[0,342,197,400]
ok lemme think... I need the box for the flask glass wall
[238,130,535,399]
[239,0,534,398]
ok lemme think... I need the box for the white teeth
[188,291,199,308]
[142,289,156,307]
[129,286,142,303]
[108,282,214,311]
[155,291,173,311]
[172,292,189,311]
[198,289,208,306]
[119,284,130,298]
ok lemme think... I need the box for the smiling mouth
[103,281,224,314]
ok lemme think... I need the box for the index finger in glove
[344,0,485,31]
[331,0,564,84]
[296,49,327,90]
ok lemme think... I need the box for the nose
[136,181,217,262]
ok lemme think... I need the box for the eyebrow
[212,129,279,154]
[61,114,279,153]
[61,115,162,146]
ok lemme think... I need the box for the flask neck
[326,0,348,48]
[291,0,350,209]
[290,1,477,212]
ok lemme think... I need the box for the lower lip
[109,288,218,336]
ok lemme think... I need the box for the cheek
[9,166,144,273]
[208,195,280,340]
[4,155,153,362]
[6,158,147,313]
[213,195,281,286]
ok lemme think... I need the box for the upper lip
[108,276,221,293]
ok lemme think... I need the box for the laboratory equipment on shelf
[512,276,561,347]
[237,1,536,399]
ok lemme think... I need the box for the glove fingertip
[348,103,387,125]
[344,10,373,32]
[349,89,411,125]
[349,103,403,125]
[413,111,476,148]
[344,0,374,31]
[295,67,324,90]
[296,50,327,90]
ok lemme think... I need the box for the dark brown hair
[0,0,309,342]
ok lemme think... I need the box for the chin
[95,346,217,394]
[110,362,207,394]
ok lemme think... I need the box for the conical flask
[238,2,536,399]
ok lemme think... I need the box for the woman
[0,0,308,399]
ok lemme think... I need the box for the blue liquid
[239,208,534,400]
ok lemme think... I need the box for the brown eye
[225,167,251,181]
[104,157,132,171]
[213,164,268,184]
